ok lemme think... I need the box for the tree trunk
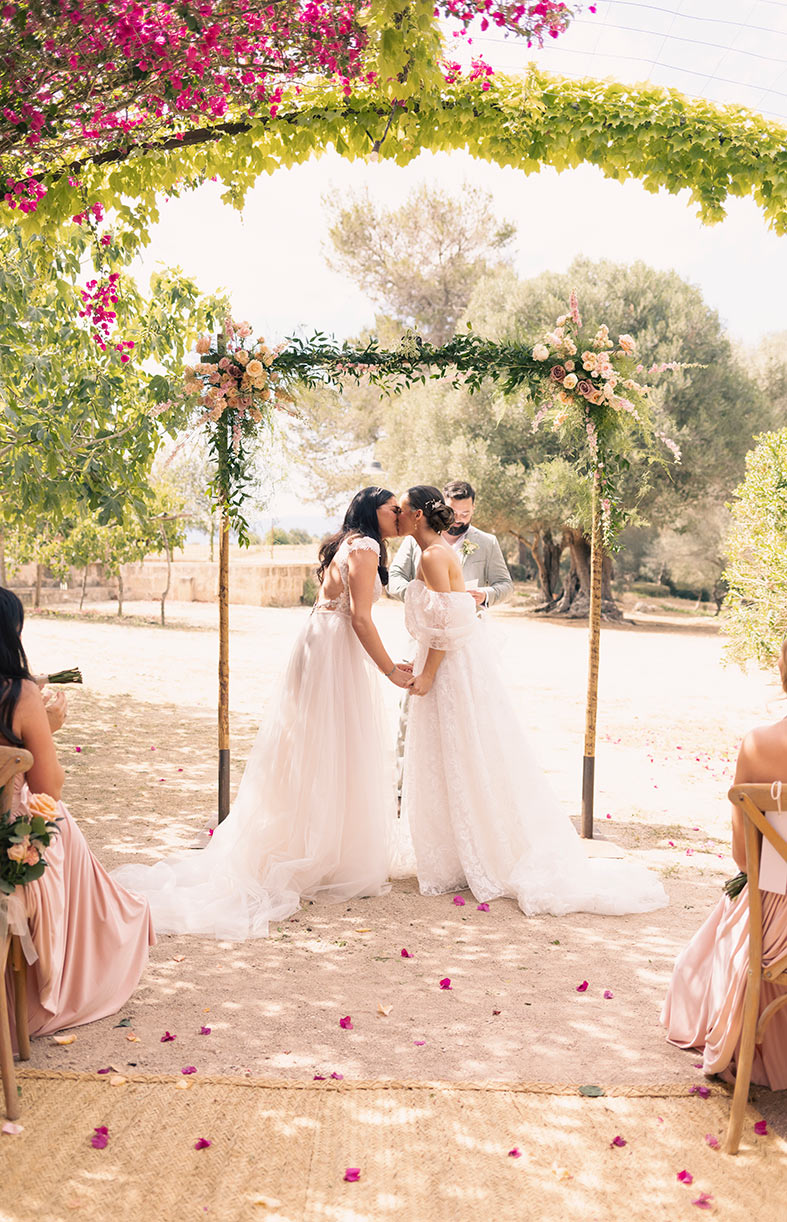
[117,571,124,617]
[523,527,564,606]
[0,530,6,587]
[79,567,88,612]
[34,563,43,609]
[160,525,172,627]
[552,529,621,620]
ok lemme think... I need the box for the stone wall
[119,558,316,607]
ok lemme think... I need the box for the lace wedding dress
[402,581,667,915]
[114,536,395,939]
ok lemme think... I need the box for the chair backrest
[728,784,787,975]
[0,745,34,817]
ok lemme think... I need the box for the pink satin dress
[661,886,787,1089]
[5,776,154,1046]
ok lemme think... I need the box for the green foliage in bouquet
[0,792,60,895]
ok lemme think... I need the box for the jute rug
[1,1071,785,1221]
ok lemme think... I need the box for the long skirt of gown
[402,582,667,916]
[5,779,154,1046]
[113,607,394,940]
[661,886,787,1089]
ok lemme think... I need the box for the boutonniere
[460,539,478,560]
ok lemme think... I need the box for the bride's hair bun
[407,484,456,533]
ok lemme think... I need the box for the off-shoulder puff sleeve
[346,536,381,558]
[404,583,478,651]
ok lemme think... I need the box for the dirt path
[19,602,782,1101]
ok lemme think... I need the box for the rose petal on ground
[692,1193,714,1210]
[53,1034,76,1045]
[377,1003,392,1017]
[508,1147,522,1158]
[181,1066,197,1075]
[692,1062,704,1069]
[172,955,186,963]
[313,1075,326,1081]
[477,903,490,911]
[160,1031,176,1042]
[339,1016,353,1030]
[704,1134,720,1149]
[754,1119,768,1136]
[413,1040,426,1046]
[492,1009,501,1015]
[343,1168,361,1182]
[251,1195,282,1209]
[330,1072,344,1080]
[576,981,589,993]
[90,1127,108,1149]
[108,1075,127,1087]
[126,1033,140,1042]
[439,978,452,990]
[677,1170,694,1185]
[401,949,413,958]
[354,928,371,933]
[453,895,465,906]
[175,1079,193,1091]
[689,1085,710,1098]
[194,1138,211,1150]
[2,1123,23,1135]
[550,1163,572,1182]
[609,1136,626,1148]
[96,1068,112,1075]
[199,1026,211,1035]
[603,990,614,999]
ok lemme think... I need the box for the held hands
[389,666,414,690]
[409,670,434,697]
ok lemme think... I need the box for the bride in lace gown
[114,488,412,940]
[397,485,667,917]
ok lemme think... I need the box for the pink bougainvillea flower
[199,1026,211,1035]
[330,1072,344,1080]
[413,1040,426,1046]
[75,746,82,753]
[90,1126,109,1149]
[401,949,413,958]
[704,1134,720,1149]
[609,1136,626,1148]
[689,1085,710,1098]
[439,978,452,990]
[576,981,589,993]
[692,1061,704,1069]
[508,1147,522,1158]
[754,1119,768,1136]
[476,903,490,912]
[96,1067,112,1075]
[343,1168,361,1182]
[453,895,465,906]
[692,1193,714,1210]
[313,1074,326,1080]
[194,1138,211,1150]
[677,1170,694,1185]
[339,1016,353,1030]
[160,1031,176,1042]
[603,990,614,1000]
[181,1067,197,1075]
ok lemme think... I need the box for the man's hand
[469,589,486,607]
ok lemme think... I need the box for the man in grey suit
[388,479,513,608]
[389,479,513,798]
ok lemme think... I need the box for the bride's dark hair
[317,486,394,586]
[407,485,456,533]
[0,588,32,748]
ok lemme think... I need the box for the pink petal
[476,903,490,912]
[609,1135,626,1148]
[400,949,413,958]
[194,1138,211,1150]
[75,746,82,753]
[330,1072,344,1080]
[439,978,452,990]
[692,1062,704,1069]
[689,1085,710,1099]
[160,1031,176,1042]
[603,990,614,1000]
[704,1134,720,1149]
[677,1170,694,1185]
[508,1147,522,1158]
[181,1067,197,1075]
[96,1067,112,1075]
[339,1016,353,1030]
[90,1126,109,1149]
[343,1168,361,1182]
[754,1119,768,1136]
[313,1074,326,1080]
[413,1040,426,1046]
[692,1193,714,1210]
[576,980,589,993]
[199,1026,211,1035]
[453,895,465,906]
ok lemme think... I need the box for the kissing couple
[115,486,667,938]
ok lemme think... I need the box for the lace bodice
[315,535,382,616]
[404,580,478,651]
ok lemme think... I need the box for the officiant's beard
[446,522,470,537]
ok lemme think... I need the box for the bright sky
[134,1,787,519]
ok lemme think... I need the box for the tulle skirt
[114,608,395,940]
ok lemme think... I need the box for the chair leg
[724,969,761,1154]
[10,938,29,1061]
[0,936,19,1122]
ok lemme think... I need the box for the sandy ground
[17,598,787,1118]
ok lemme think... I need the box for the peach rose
[563,373,578,389]
[27,792,57,819]
[236,350,249,366]
[7,840,28,862]
[246,359,263,376]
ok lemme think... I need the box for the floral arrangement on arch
[529,292,681,539]
[0,791,60,894]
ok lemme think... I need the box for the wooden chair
[725,783,787,1154]
[0,744,34,1120]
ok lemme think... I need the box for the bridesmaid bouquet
[47,668,82,685]
[0,791,60,894]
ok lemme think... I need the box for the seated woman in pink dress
[1,588,154,1043]
[661,639,787,1089]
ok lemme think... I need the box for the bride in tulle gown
[397,485,668,917]
[114,487,413,940]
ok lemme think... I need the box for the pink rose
[577,380,593,398]
[218,357,230,370]
[7,839,28,862]
[24,844,40,866]
[550,365,566,383]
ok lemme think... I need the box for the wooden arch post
[581,471,603,838]
[216,329,231,824]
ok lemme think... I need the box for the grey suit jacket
[388,524,513,607]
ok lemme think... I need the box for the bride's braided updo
[407,485,455,533]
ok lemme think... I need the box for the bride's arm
[348,550,412,689]
[409,550,450,697]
